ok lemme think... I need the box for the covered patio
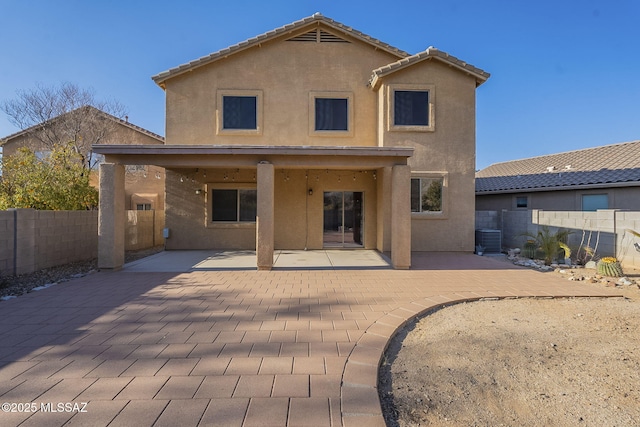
[94,145,414,271]
[122,249,392,272]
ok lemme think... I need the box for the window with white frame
[411,177,444,213]
[217,90,262,134]
[389,84,435,131]
[211,188,257,222]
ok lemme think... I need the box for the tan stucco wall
[160,23,482,254]
[164,167,379,250]
[376,60,479,251]
[164,25,401,147]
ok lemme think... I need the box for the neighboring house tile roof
[152,13,411,88]
[476,141,640,194]
[0,106,164,146]
[369,47,490,88]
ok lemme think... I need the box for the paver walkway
[0,253,621,426]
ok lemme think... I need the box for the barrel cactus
[596,257,623,277]
[523,240,537,259]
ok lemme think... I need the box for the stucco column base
[391,164,411,269]
[256,162,275,270]
[98,163,125,270]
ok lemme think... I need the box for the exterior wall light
[308,188,313,196]
[195,189,202,195]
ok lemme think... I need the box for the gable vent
[287,29,350,43]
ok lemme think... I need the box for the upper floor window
[388,84,435,132]
[315,98,348,131]
[395,91,429,126]
[309,92,354,136]
[217,90,263,135]
[223,96,256,130]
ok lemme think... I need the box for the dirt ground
[379,271,640,427]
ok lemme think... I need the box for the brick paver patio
[0,253,621,426]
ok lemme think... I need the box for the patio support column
[98,163,125,270]
[391,164,411,269]
[256,161,274,270]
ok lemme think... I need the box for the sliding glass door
[323,191,363,248]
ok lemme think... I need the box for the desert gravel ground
[380,277,640,427]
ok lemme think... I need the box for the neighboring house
[0,106,166,211]
[476,140,640,211]
[95,13,489,270]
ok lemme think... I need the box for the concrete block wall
[475,210,499,230]
[33,210,99,272]
[0,210,17,276]
[1,209,164,277]
[478,209,640,269]
[500,210,530,248]
[615,211,640,269]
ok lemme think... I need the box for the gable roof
[369,47,490,89]
[0,105,164,146]
[152,13,411,88]
[476,141,640,194]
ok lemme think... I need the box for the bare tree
[1,82,127,170]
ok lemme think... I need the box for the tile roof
[369,47,490,88]
[476,140,640,193]
[0,106,164,146]
[151,13,411,88]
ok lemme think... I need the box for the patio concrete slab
[123,249,391,272]
[0,252,622,426]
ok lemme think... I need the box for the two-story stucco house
[95,13,489,270]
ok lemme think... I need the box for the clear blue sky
[1,0,638,170]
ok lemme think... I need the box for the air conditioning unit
[475,229,501,253]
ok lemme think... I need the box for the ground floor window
[582,194,608,211]
[211,188,257,222]
[136,203,152,211]
[516,196,528,208]
[411,177,443,213]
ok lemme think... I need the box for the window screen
[223,96,257,130]
[315,98,348,131]
[394,91,429,126]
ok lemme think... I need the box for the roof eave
[152,14,410,89]
[369,48,490,89]
[476,180,640,195]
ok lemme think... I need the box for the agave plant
[520,226,572,265]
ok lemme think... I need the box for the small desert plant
[475,245,485,255]
[523,240,537,259]
[575,227,600,265]
[575,245,596,265]
[596,257,623,277]
[520,226,572,265]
